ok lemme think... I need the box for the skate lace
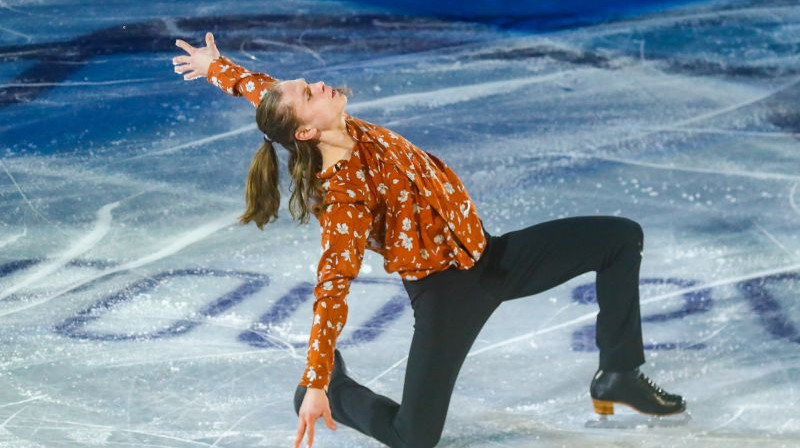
[637,371,666,396]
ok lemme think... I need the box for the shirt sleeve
[205,56,279,108]
[299,181,373,389]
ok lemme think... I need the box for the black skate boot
[590,367,686,416]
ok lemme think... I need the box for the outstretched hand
[294,387,336,448]
[172,32,221,81]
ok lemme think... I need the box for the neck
[317,115,356,168]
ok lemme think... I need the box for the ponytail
[239,139,280,230]
[286,138,326,225]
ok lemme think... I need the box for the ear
[295,126,317,142]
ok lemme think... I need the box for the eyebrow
[302,79,310,101]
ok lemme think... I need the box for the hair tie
[263,134,273,144]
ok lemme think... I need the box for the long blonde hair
[239,83,352,229]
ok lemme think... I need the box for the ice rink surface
[1,0,799,446]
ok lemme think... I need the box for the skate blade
[585,411,692,429]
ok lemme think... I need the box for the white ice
[1,0,799,447]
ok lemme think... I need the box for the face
[278,78,347,142]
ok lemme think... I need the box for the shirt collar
[345,114,374,142]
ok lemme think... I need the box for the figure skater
[172,32,686,448]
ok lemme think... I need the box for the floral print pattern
[207,56,487,390]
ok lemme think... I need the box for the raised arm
[206,56,279,108]
[173,32,279,108]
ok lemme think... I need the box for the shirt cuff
[206,56,229,86]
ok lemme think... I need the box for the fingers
[293,418,306,448]
[172,55,190,65]
[206,32,215,47]
[307,418,315,448]
[171,61,202,80]
[323,407,337,431]
[174,65,201,81]
[174,39,195,55]
[173,62,202,80]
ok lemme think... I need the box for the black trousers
[294,215,646,448]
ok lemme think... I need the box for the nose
[315,81,325,94]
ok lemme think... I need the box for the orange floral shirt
[206,56,488,389]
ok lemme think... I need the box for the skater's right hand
[172,32,221,81]
[294,387,337,448]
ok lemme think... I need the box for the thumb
[206,32,219,58]
[323,407,337,431]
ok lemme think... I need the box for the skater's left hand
[294,386,336,448]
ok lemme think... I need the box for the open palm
[172,32,221,81]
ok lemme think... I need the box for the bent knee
[626,218,643,244]
[616,217,643,248]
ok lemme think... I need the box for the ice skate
[590,367,686,416]
[585,367,690,429]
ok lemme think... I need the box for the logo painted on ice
[0,258,406,348]
[570,277,713,352]
[0,258,796,351]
